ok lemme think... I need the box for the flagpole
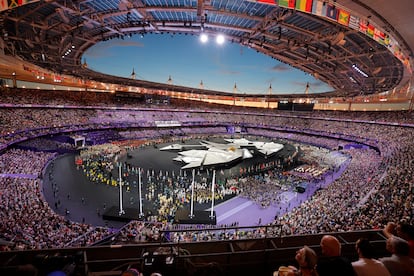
[138,167,144,218]
[210,170,216,219]
[118,163,125,215]
[189,169,195,219]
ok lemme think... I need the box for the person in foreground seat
[383,221,414,258]
[316,235,355,276]
[275,245,318,276]
[351,238,390,276]
[379,235,414,276]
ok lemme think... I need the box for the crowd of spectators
[0,177,111,250]
[0,88,414,255]
[273,147,384,235]
[0,148,56,176]
[0,148,113,250]
[113,220,281,245]
[16,137,77,152]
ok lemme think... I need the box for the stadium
[0,1,413,275]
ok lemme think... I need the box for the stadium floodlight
[216,34,225,45]
[200,33,208,43]
[352,64,369,78]
[349,76,357,83]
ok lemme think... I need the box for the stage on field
[174,208,216,225]
[102,206,145,222]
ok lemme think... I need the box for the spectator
[121,268,141,276]
[351,238,390,276]
[0,238,13,251]
[379,236,414,276]
[276,245,318,276]
[316,235,355,276]
[383,222,414,258]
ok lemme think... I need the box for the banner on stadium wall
[312,0,326,16]
[1,0,37,11]
[374,29,385,44]
[325,3,338,21]
[295,0,312,13]
[337,9,350,26]
[348,15,359,30]
[278,0,295,9]
[155,121,182,127]
[366,24,375,38]
[256,0,276,4]
[248,0,276,5]
[0,0,8,11]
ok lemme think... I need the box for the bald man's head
[320,235,341,257]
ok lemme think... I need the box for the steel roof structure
[0,0,413,97]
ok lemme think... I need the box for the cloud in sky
[309,80,327,88]
[292,80,308,87]
[291,80,325,87]
[219,69,240,75]
[289,80,330,93]
[85,39,144,58]
[270,64,292,72]
[114,40,145,47]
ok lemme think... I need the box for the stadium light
[216,34,225,45]
[352,64,369,78]
[200,33,208,43]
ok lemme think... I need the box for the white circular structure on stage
[160,138,284,169]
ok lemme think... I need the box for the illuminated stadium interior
[0,1,414,276]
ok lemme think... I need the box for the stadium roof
[0,0,413,97]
